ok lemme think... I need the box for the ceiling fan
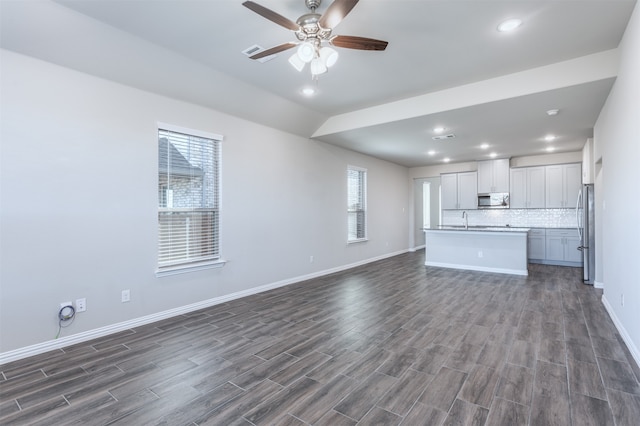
[242,0,388,77]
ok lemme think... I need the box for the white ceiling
[1,0,636,167]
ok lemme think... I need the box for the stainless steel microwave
[478,193,509,209]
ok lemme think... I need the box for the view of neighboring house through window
[347,165,367,242]
[423,181,431,229]
[158,125,221,272]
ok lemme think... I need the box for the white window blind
[347,166,367,242]
[158,127,220,271]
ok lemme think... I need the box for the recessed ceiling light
[427,150,436,156]
[443,157,451,163]
[480,143,489,150]
[301,87,316,96]
[546,109,560,116]
[546,146,555,152]
[544,135,556,142]
[433,126,446,134]
[489,152,497,158]
[497,18,522,32]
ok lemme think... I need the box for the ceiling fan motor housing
[305,0,322,11]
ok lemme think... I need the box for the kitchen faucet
[462,211,468,229]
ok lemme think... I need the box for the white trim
[594,280,604,289]
[601,294,640,370]
[346,164,368,173]
[156,259,226,277]
[0,249,408,365]
[409,245,426,252]
[425,261,528,276]
[347,238,368,245]
[157,121,223,141]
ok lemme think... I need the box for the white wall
[509,151,582,168]
[409,161,477,179]
[0,50,410,355]
[593,3,640,363]
[581,138,594,184]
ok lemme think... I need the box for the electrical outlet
[121,289,130,303]
[76,298,86,312]
[478,251,483,258]
[309,255,314,263]
[621,294,624,306]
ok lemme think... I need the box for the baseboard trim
[594,280,604,289]
[0,249,408,365]
[409,245,425,252]
[528,259,583,267]
[601,294,640,370]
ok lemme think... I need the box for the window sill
[347,238,368,245]
[156,259,227,278]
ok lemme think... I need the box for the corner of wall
[601,293,640,370]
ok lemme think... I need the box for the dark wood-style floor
[2,252,640,425]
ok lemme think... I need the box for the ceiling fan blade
[249,42,297,59]
[330,35,388,51]
[242,1,299,31]
[319,0,359,29]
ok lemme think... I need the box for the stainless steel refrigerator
[576,184,595,284]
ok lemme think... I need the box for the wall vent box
[432,134,456,140]
[241,45,277,63]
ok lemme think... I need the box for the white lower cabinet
[527,229,546,261]
[528,228,582,266]
[545,229,582,265]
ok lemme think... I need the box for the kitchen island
[424,226,530,275]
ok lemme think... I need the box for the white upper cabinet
[441,173,458,210]
[528,167,547,208]
[510,166,545,208]
[441,172,478,210]
[477,159,510,193]
[545,163,582,208]
[458,172,478,209]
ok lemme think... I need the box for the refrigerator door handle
[576,189,583,242]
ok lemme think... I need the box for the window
[347,165,367,242]
[423,181,431,228]
[157,124,222,274]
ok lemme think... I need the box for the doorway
[413,177,441,248]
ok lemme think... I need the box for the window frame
[347,165,368,244]
[156,122,225,277]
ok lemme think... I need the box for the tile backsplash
[442,208,577,229]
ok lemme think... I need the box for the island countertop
[424,226,530,233]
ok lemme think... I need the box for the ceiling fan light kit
[288,53,306,71]
[310,57,328,75]
[297,42,316,63]
[242,0,388,80]
[320,47,339,67]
